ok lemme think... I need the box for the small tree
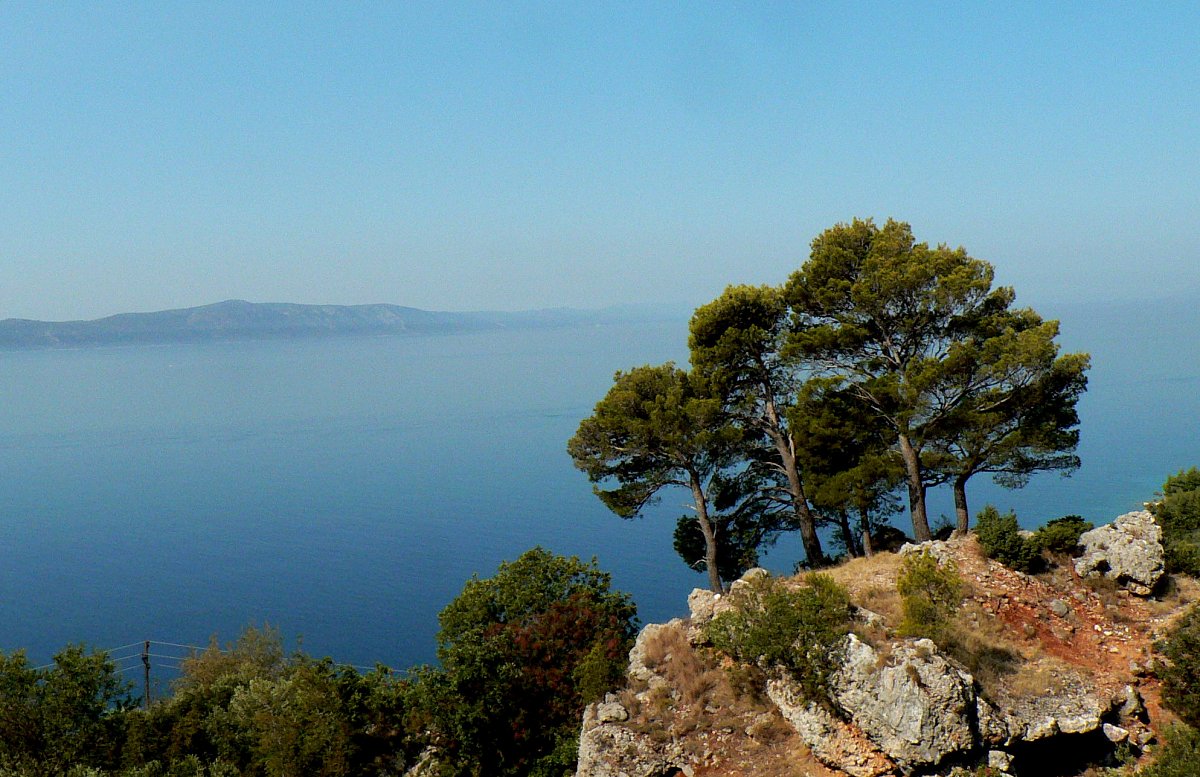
[569,362,742,592]
[425,548,638,776]
[706,573,851,704]
[1031,515,1093,555]
[897,551,964,640]
[974,505,1039,573]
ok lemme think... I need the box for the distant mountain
[0,300,686,350]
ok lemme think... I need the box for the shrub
[1157,603,1200,728]
[974,505,1040,572]
[1136,724,1200,777]
[1150,468,1200,577]
[705,573,852,704]
[1031,515,1093,555]
[897,551,964,640]
[422,547,638,776]
[0,645,131,775]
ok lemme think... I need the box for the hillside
[0,300,677,349]
[577,521,1197,777]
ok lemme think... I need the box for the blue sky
[2,3,1197,320]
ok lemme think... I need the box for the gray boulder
[770,634,984,771]
[835,635,980,770]
[1074,510,1164,596]
[766,675,896,777]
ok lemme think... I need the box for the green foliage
[786,218,1088,542]
[974,505,1040,573]
[1031,515,1093,555]
[568,361,744,591]
[0,645,131,775]
[0,551,635,776]
[1150,468,1200,576]
[1163,467,1200,496]
[789,377,903,558]
[424,547,638,776]
[117,626,415,777]
[897,551,964,640]
[1136,724,1200,777]
[1156,603,1200,728]
[705,573,852,704]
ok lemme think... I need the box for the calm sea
[0,300,1195,674]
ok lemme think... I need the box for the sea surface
[0,299,1196,680]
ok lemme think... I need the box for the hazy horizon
[3,5,1197,321]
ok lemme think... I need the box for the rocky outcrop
[766,634,1130,775]
[1074,510,1164,595]
[576,696,690,777]
[578,535,1173,777]
[834,636,982,768]
[995,669,1116,742]
[768,635,991,772]
[767,677,896,777]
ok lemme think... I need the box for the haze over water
[0,298,1196,671]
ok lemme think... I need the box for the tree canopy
[786,218,1087,539]
[426,547,638,775]
[571,216,1088,570]
[689,285,826,565]
[568,362,743,591]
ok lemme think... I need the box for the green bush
[897,551,964,640]
[421,547,638,776]
[0,645,131,775]
[1031,515,1093,555]
[1150,468,1200,576]
[1136,724,1200,777]
[1157,603,1200,728]
[974,505,1040,572]
[706,573,852,704]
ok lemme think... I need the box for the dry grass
[626,623,773,738]
[815,552,905,604]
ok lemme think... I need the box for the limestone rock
[1104,723,1130,743]
[999,669,1114,741]
[596,698,629,723]
[686,588,718,625]
[988,750,1015,772]
[728,567,769,597]
[576,701,689,777]
[1120,685,1146,719]
[766,676,896,777]
[1074,511,1164,596]
[898,540,954,563]
[833,635,978,770]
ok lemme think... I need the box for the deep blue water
[0,300,1196,678]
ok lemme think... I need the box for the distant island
[0,299,682,350]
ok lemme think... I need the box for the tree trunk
[836,510,859,558]
[689,475,723,593]
[858,505,874,557]
[953,474,970,534]
[762,395,824,566]
[780,441,825,567]
[898,433,932,542]
[760,428,825,566]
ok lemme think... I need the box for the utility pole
[142,640,151,709]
